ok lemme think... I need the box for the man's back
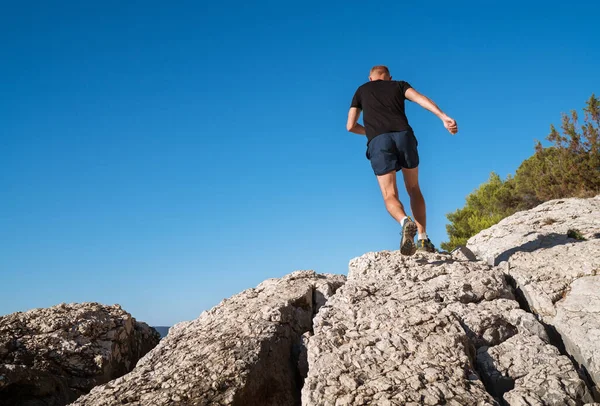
[351,80,413,142]
[346,65,457,255]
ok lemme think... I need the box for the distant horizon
[2,1,599,326]
[153,326,171,339]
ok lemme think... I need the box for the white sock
[400,217,408,226]
[418,233,428,240]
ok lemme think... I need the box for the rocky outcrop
[468,196,600,397]
[478,334,589,405]
[0,303,160,406]
[301,250,595,405]
[4,197,598,406]
[71,271,345,406]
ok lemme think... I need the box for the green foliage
[514,94,600,202]
[442,94,600,251]
[440,173,522,252]
[567,229,586,241]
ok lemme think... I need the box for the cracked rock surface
[301,250,593,405]
[3,197,598,406]
[0,303,159,406]
[478,334,594,405]
[71,271,345,406]
[468,196,600,396]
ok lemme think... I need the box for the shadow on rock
[495,232,585,265]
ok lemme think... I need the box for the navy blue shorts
[366,130,419,175]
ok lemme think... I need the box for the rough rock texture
[467,196,600,267]
[553,276,600,392]
[0,303,159,406]
[451,245,478,262]
[478,334,593,405]
[301,250,593,405]
[72,271,345,406]
[468,196,600,396]
[5,197,598,406]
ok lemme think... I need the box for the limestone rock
[503,242,599,319]
[71,271,345,406]
[442,299,549,348]
[302,250,596,405]
[477,334,594,404]
[467,196,600,266]
[468,196,600,396]
[303,251,512,405]
[451,245,478,261]
[0,303,159,406]
[552,276,600,393]
[5,197,599,405]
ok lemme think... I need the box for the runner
[347,65,458,255]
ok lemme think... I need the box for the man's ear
[390,76,393,80]
[368,76,373,81]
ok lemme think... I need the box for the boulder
[478,334,594,405]
[467,196,600,266]
[468,196,600,396]
[5,196,599,405]
[301,250,593,405]
[552,276,600,394]
[0,302,159,406]
[71,271,345,406]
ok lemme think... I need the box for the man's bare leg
[401,167,426,235]
[376,171,408,223]
[377,170,418,255]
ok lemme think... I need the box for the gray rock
[0,302,159,406]
[467,196,600,267]
[303,250,517,406]
[552,276,600,394]
[442,299,550,348]
[302,249,596,405]
[451,245,478,261]
[477,334,594,404]
[10,197,599,405]
[468,196,600,396]
[497,241,599,319]
[71,270,345,406]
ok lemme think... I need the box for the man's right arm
[346,107,366,135]
[405,88,458,135]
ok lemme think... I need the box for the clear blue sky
[2,1,598,326]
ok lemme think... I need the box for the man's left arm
[346,107,366,135]
[405,87,458,135]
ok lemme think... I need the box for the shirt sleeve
[398,81,413,97]
[350,88,362,109]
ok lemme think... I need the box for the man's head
[369,65,392,81]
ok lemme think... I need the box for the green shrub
[442,94,600,251]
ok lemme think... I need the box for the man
[347,65,458,255]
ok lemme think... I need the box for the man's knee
[406,183,422,197]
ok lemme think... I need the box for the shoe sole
[400,221,418,256]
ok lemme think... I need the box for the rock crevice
[71,271,345,406]
[469,196,600,400]
[2,196,599,406]
[300,249,595,405]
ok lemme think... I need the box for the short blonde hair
[370,65,390,76]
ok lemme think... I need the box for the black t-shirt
[350,80,413,142]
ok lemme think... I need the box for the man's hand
[442,116,458,135]
[405,88,458,135]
